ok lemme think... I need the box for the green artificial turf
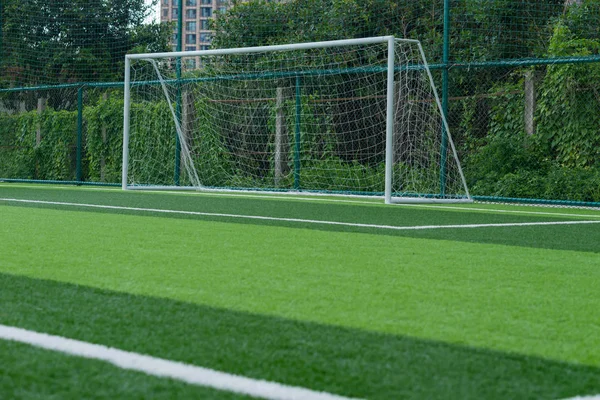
[1,200,600,365]
[1,184,600,252]
[1,184,600,399]
[0,340,253,400]
[1,274,600,400]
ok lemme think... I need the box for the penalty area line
[0,324,361,400]
[1,197,600,231]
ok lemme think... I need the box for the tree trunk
[564,0,583,13]
[36,97,46,146]
[524,71,536,136]
[101,92,108,182]
[274,87,288,186]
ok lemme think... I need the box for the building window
[173,0,179,5]
[200,19,210,30]
[200,45,210,51]
[186,34,197,44]
[172,8,178,18]
[201,0,211,4]
[162,0,169,5]
[186,9,197,19]
[172,34,178,43]
[218,0,227,4]
[218,6,226,13]
[185,46,197,51]
[200,33,212,43]
[186,0,197,5]
[201,7,212,17]
[162,8,168,17]
[186,21,197,31]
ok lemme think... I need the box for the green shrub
[84,94,125,183]
[0,109,77,181]
[543,166,600,202]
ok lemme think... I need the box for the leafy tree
[536,20,600,168]
[212,0,444,56]
[452,0,565,62]
[0,0,171,87]
[463,0,600,201]
[211,0,288,49]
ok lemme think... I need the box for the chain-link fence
[1,0,599,205]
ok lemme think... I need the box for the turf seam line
[0,324,361,400]
[2,198,600,231]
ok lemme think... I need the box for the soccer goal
[122,36,472,204]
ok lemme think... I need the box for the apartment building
[160,0,229,54]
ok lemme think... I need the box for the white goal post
[122,36,472,204]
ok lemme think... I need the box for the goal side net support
[122,36,472,204]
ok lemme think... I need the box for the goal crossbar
[125,36,402,61]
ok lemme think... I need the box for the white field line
[1,197,600,231]
[562,397,600,400]
[140,189,600,218]
[155,191,600,219]
[0,324,361,400]
[2,182,600,219]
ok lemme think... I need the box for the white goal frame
[122,36,472,204]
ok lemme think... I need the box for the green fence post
[174,76,182,186]
[0,0,3,71]
[76,85,84,183]
[294,76,302,190]
[174,0,183,186]
[439,0,451,197]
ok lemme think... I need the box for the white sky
[144,0,160,24]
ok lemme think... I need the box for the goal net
[123,37,471,203]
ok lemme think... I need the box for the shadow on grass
[0,272,599,399]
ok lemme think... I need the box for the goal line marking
[0,324,360,400]
[2,197,600,231]
[3,183,600,219]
